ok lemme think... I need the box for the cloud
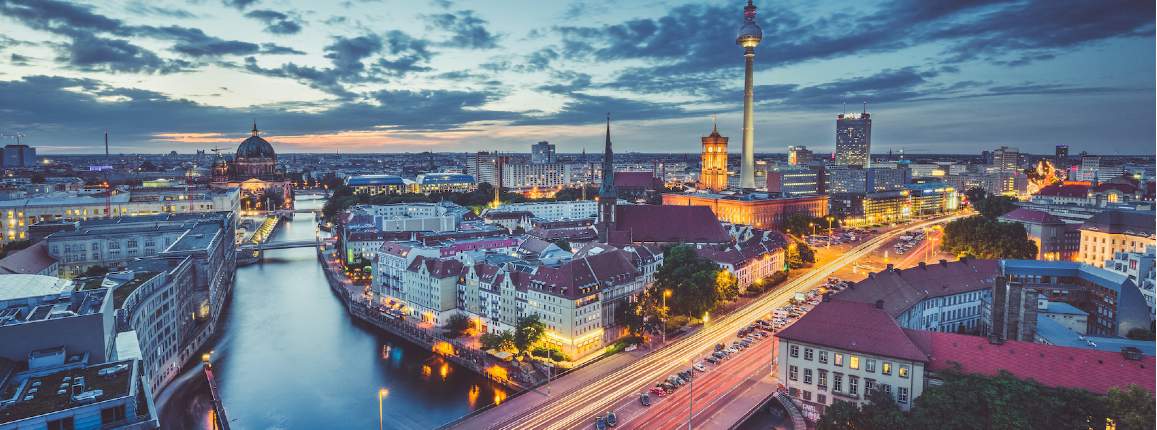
[61,34,187,73]
[126,1,197,19]
[244,9,303,35]
[9,53,30,65]
[222,0,259,10]
[0,75,519,148]
[423,10,500,49]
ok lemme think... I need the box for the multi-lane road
[480,214,966,430]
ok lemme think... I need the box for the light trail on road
[494,214,968,430]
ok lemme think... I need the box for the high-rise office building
[787,146,813,166]
[531,141,555,164]
[699,123,729,193]
[1055,145,1069,167]
[992,146,1020,173]
[1,144,36,168]
[835,108,871,167]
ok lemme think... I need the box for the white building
[1103,245,1156,319]
[486,201,596,221]
[777,300,927,411]
[0,187,239,244]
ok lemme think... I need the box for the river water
[158,196,506,429]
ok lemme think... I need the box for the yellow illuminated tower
[699,117,729,193]
[736,0,762,191]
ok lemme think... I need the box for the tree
[783,213,839,237]
[551,239,571,252]
[715,270,739,303]
[1107,385,1155,430]
[81,265,110,277]
[0,240,31,259]
[817,389,907,430]
[941,216,1037,259]
[513,315,546,353]
[785,239,815,269]
[444,314,473,338]
[653,245,724,317]
[480,330,515,352]
[965,188,1017,219]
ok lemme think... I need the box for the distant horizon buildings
[2,144,37,168]
[530,141,556,164]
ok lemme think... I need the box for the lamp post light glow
[378,388,389,430]
[662,289,672,344]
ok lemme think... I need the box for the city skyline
[0,0,1153,155]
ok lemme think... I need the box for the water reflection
[158,196,504,429]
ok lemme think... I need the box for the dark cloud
[557,0,1153,99]
[325,34,384,77]
[0,75,518,147]
[126,1,197,19]
[244,9,303,35]
[61,34,187,73]
[0,0,298,72]
[259,44,305,55]
[513,92,690,126]
[222,0,259,10]
[9,53,30,65]
[423,10,499,49]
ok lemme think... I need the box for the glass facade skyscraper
[836,112,871,167]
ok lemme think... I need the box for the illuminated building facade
[766,166,819,196]
[1078,210,1156,267]
[210,123,293,212]
[699,123,729,193]
[836,109,872,168]
[788,146,813,166]
[905,182,959,216]
[662,192,828,230]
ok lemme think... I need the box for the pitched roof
[0,242,56,275]
[775,300,930,362]
[835,259,999,317]
[910,330,1155,395]
[406,256,463,278]
[1035,182,1089,198]
[998,208,1064,225]
[530,248,639,299]
[1080,210,1155,236]
[612,205,729,244]
[613,172,659,189]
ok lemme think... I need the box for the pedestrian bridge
[238,239,319,252]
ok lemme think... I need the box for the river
[158,195,507,429]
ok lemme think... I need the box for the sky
[0,0,1153,155]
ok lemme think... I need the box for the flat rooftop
[0,359,135,423]
[165,222,223,253]
[0,275,73,303]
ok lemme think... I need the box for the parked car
[705,356,720,364]
[694,363,706,372]
[640,392,652,406]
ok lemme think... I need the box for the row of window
[788,345,909,378]
[789,367,911,404]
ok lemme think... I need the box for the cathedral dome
[236,135,275,159]
[236,122,276,159]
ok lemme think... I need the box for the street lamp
[378,388,389,430]
[826,216,835,248]
[662,289,672,345]
[809,222,816,237]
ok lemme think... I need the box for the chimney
[886,263,894,271]
[822,292,832,302]
[939,259,948,267]
[918,262,927,270]
[1121,347,1143,361]
[987,334,1005,345]
[874,299,885,309]
[868,272,876,279]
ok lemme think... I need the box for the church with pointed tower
[211,122,294,212]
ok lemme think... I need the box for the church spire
[599,113,616,198]
[251,120,259,137]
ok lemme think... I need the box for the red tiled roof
[836,259,999,317]
[612,205,729,244]
[1035,183,1089,198]
[406,255,463,278]
[614,172,659,189]
[911,330,1155,395]
[775,301,930,362]
[0,242,55,275]
[530,248,639,299]
[1092,182,1137,195]
[998,208,1063,225]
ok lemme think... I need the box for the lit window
[849,356,860,370]
[899,366,909,378]
[834,353,844,367]
[882,362,892,375]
